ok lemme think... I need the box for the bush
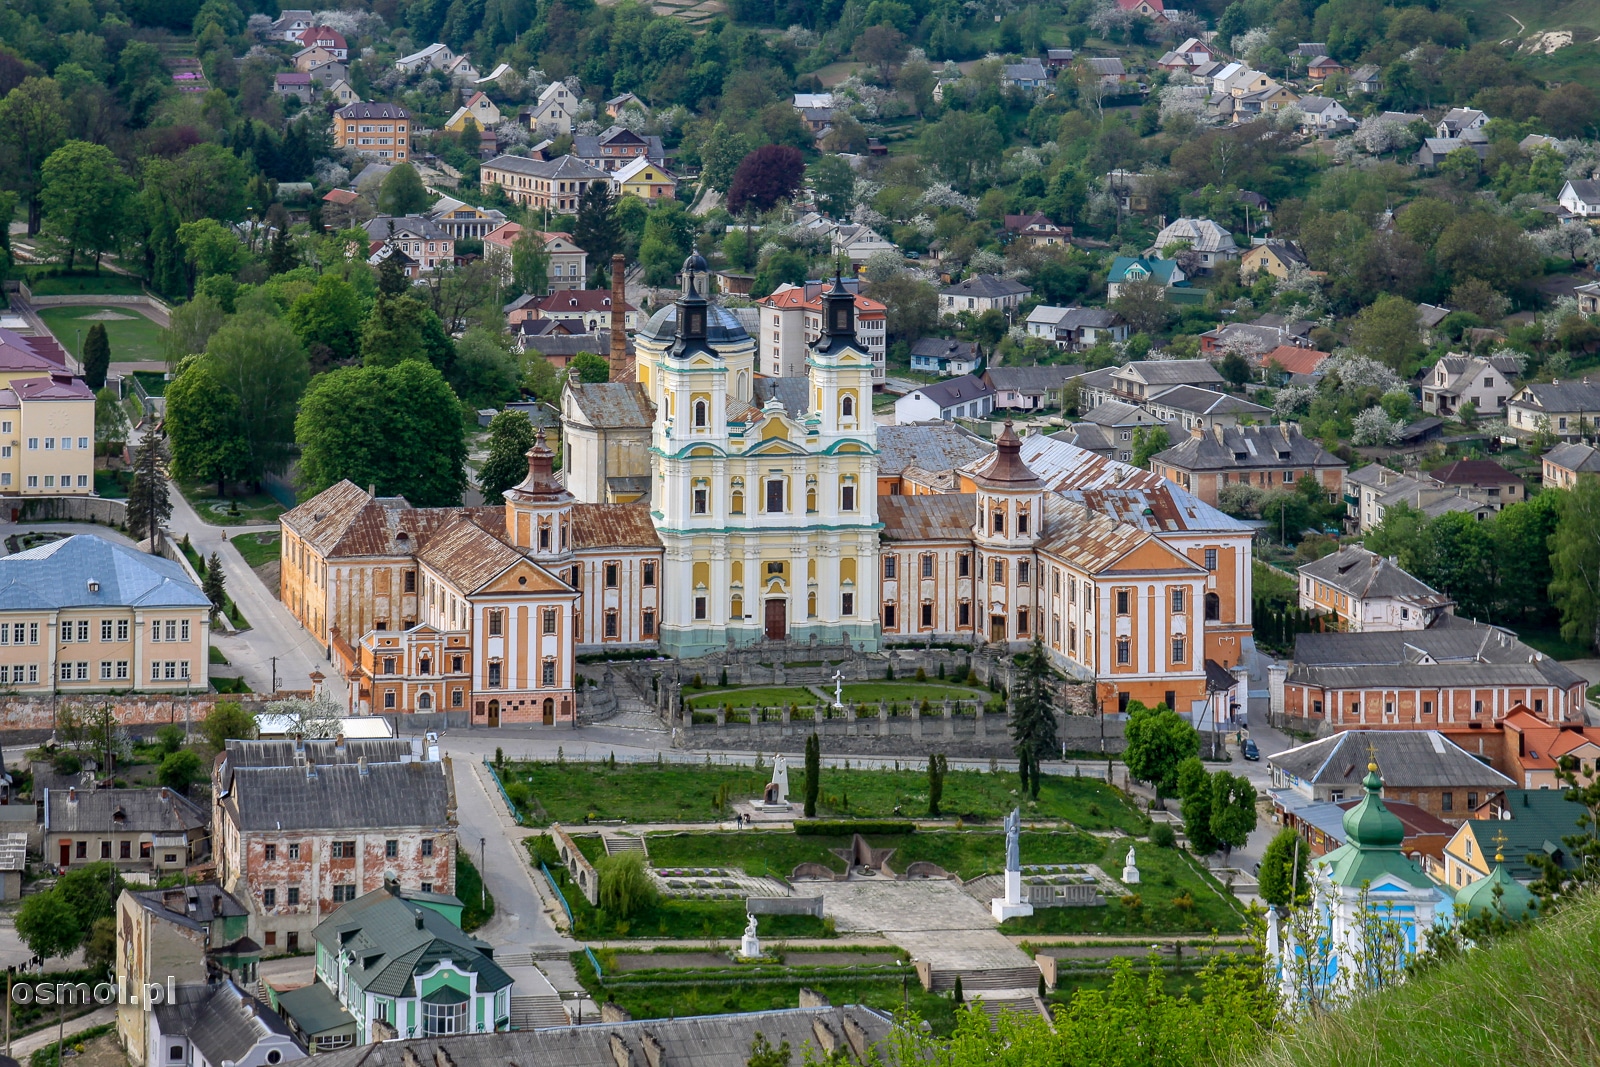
[1148,822,1177,848]
[597,852,658,918]
[527,833,562,867]
[794,819,916,836]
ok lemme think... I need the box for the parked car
[1241,738,1260,761]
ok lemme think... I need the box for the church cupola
[812,271,857,354]
[503,428,574,558]
[971,420,1045,548]
[670,250,712,359]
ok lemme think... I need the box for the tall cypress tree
[1010,637,1059,801]
[803,732,820,818]
[81,323,110,390]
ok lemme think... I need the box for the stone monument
[760,754,791,810]
[739,913,762,958]
[831,670,844,709]
[1121,844,1140,885]
[991,807,1034,921]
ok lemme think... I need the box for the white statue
[991,806,1034,921]
[770,754,789,804]
[1122,844,1140,886]
[831,671,844,709]
[740,913,761,958]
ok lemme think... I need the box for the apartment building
[758,281,887,383]
[334,102,410,161]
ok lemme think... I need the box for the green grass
[1512,624,1592,661]
[177,480,286,527]
[685,686,821,711]
[208,646,228,665]
[839,682,987,705]
[212,675,252,694]
[456,846,495,932]
[998,837,1247,935]
[527,837,829,940]
[35,305,163,364]
[94,469,131,498]
[229,531,281,568]
[1241,890,1600,1067]
[645,829,1104,881]
[501,761,1146,830]
[26,270,147,297]
[131,370,167,396]
[1253,559,1298,607]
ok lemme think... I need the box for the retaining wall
[745,895,824,918]
[13,496,128,525]
[682,711,1127,758]
[551,823,600,906]
[0,693,265,734]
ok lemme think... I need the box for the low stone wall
[19,288,170,315]
[0,693,263,735]
[551,823,600,906]
[13,496,128,525]
[745,895,824,918]
[681,711,1126,758]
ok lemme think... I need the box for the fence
[585,947,604,981]
[483,758,524,825]
[540,861,574,926]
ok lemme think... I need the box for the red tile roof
[1263,345,1330,375]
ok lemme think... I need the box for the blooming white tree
[1487,346,1528,374]
[783,24,819,49]
[1534,225,1598,264]
[246,13,273,39]
[1231,27,1271,61]
[313,159,349,187]
[919,182,978,216]
[263,695,345,739]
[1325,353,1403,393]
[1087,0,1136,37]
[862,249,907,283]
[1159,85,1211,125]
[1273,385,1316,418]
[314,9,387,37]
[1351,407,1402,446]
[969,248,1006,275]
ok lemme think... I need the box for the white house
[1558,180,1600,219]
[939,275,1032,316]
[1435,107,1487,138]
[525,81,579,134]
[1024,305,1074,341]
[1150,218,1238,272]
[1297,96,1350,130]
[395,43,455,73]
[893,374,995,422]
[1420,354,1521,418]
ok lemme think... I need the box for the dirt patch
[255,560,281,599]
[78,310,136,321]
[68,1032,126,1067]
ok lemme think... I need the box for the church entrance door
[487,699,500,727]
[764,598,787,641]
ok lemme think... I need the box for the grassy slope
[1244,892,1600,1067]
[36,305,164,364]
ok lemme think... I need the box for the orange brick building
[334,102,410,161]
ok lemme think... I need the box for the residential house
[1240,241,1309,281]
[1498,705,1600,791]
[1221,67,1277,96]
[797,105,833,134]
[1576,281,1600,315]
[1416,302,1451,343]
[1229,82,1300,120]
[1441,789,1586,892]
[363,216,454,272]
[1306,56,1345,80]
[1002,59,1050,90]
[334,103,410,162]
[523,80,579,134]
[0,534,211,693]
[394,45,477,81]
[1049,422,1116,460]
[295,25,348,58]
[1052,308,1128,350]
[147,981,305,1067]
[1520,133,1561,153]
[1506,377,1600,439]
[280,881,512,1046]
[605,92,645,117]
[1417,130,1488,167]
[512,325,617,369]
[1351,64,1382,92]
[908,338,981,377]
[1199,315,1313,357]
[1114,0,1166,19]
[1297,95,1351,129]
[1045,49,1076,70]
[1293,42,1329,57]
[1542,441,1600,489]
[1156,37,1214,71]
[831,224,896,267]
[1261,345,1330,378]
[939,275,1032,316]
[1076,359,1224,409]
[269,10,315,38]
[274,72,312,100]
[307,1007,896,1067]
[1297,545,1453,631]
[45,786,209,873]
[1436,107,1488,138]
[116,884,262,1065]
[1107,170,1158,213]
[1557,179,1600,219]
[984,366,1085,412]
[1143,385,1271,432]
[513,289,638,334]
[611,156,676,201]
[294,43,343,71]
[479,155,607,212]
[444,91,501,133]
[1275,616,1588,736]
[1003,212,1071,247]
[1077,400,1173,462]
[213,737,457,950]
[1430,458,1523,511]
[1268,730,1512,823]
[484,223,587,292]
[893,375,995,422]
[1082,57,1128,89]
[1106,256,1186,298]
[573,126,666,171]
[1210,61,1245,93]
[1150,217,1238,272]
[1342,464,1493,533]
[327,79,360,105]
[1421,353,1520,418]
[758,281,887,381]
[792,92,835,109]
[1148,423,1346,506]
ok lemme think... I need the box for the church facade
[285,255,1255,720]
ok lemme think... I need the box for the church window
[605,563,619,587]
[1069,625,1077,655]
[731,489,744,514]
[604,610,618,637]
[842,592,854,616]
[766,480,784,513]
[1205,592,1221,621]
[841,485,856,511]
[921,554,934,578]
[487,662,502,687]
[921,602,934,628]
[884,604,896,628]
[642,609,656,635]
[542,608,558,634]
[694,597,707,620]
[1116,590,1130,615]
[404,571,416,592]
[731,594,743,618]
[1017,609,1029,634]
[958,554,970,577]
[1171,638,1185,663]
[806,483,817,512]
[642,561,656,586]
[958,601,971,626]
[538,520,551,550]
[1116,638,1130,665]
[807,592,817,617]
[883,555,896,579]
[693,400,707,428]
[841,395,854,418]
[1172,588,1185,612]
[488,610,504,636]
[1018,560,1030,585]
[1017,509,1029,534]
[992,558,1006,584]
[693,488,708,514]
[542,659,557,686]
[992,510,1005,534]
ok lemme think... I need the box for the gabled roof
[312,885,511,998]
[1015,434,1249,534]
[1297,545,1447,604]
[416,518,533,593]
[44,786,207,834]
[909,337,979,361]
[984,365,1084,393]
[280,482,503,560]
[1544,441,1600,475]
[224,739,415,769]
[128,884,249,931]
[612,155,673,184]
[940,274,1031,299]
[1108,256,1180,284]
[1458,790,1589,881]
[569,504,660,549]
[879,492,976,541]
[564,382,654,429]
[1564,179,1600,203]
[336,102,409,119]
[901,374,994,409]
[1260,735,1510,793]
[221,760,452,832]
[0,327,70,371]
[1147,384,1270,418]
[0,534,209,611]
[1035,494,1199,575]
[1431,459,1521,487]
[185,981,300,1065]
[877,422,991,475]
[1510,378,1600,413]
[1079,399,1166,428]
[1152,423,1343,472]
[1083,57,1126,75]
[1153,217,1237,254]
[1262,345,1328,375]
[482,154,608,181]
[1288,616,1585,691]
[1116,359,1223,388]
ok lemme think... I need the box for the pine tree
[803,732,820,818]
[1009,637,1059,800]
[572,181,621,266]
[267,225,297,275]
[952,975,964,1004]
[927,753,947,817]
[81,323,110,390]
[202,553,226,619]
[126,432,172,551]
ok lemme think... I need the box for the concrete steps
[509,995,570,1029]
[604,835,648,857]
[974,994,1051,1027]
[929,965,1041,992]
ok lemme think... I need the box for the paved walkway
[8,1005,116,1058]
[807,879,1035,977]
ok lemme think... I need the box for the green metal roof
[1318,766,1442,893]
[278,982,357,1036]
[312,886,511,998]
[1455,862,1537,922]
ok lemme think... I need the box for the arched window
[693,400,707,428]
[417,692,432,710]
[1205,592,1221,621]
[841,394,855,418]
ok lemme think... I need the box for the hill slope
[1244,892,1600,1067]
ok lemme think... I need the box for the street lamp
[480,836,487,909]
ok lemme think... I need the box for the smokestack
[610,253,628,381]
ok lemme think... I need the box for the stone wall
[551,823,600,906]
[678,708,1126,758]
[13,496,128,525]
[0,693,246,735]
[745,895,824,917]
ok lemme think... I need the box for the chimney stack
[610,254,629,381]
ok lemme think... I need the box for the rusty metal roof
[565,382,654,428]
[970,422,1045,490]
[570,504,661,549]
[282,481,504,560]
[415,518,529,592]
[1035,495,1168,573]
[879,493,976,541]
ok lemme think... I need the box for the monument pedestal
[740,932,762,958]
[990,869,1034,921]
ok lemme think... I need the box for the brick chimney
[609,253,628,381]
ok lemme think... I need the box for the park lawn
[525,837,829,940]
[36,305,164,364]
[840,682,987,705]
[229,531,281,568]
[685,686,821,711]
[94,469,131,498]
[645,829,1104,881]
[178,480,286,527]
[502,761,1145,828]
[999,837,1248,936]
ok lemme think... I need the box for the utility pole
[480,837,487,909]
[271,657,278,694]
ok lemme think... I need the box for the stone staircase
[973,994,1052,1027]
[927,964,1041,993]
[509,994,570,1029]
[603,835,648,857]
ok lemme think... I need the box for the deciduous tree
[200,699,256,751]
[39,140,132,268]
[157,750,205,792]
[165,360,248,495]
[1177,757,1219,854]
[1551,476,1600,653]
[511,227,550,298]
[203,311,310,485]
[287,272,366,369]
[1209,772,1257,863]
[1122,700,1198,800]
[476,409,538,505]
[0,76,68,233]
[726,145,805,215]
[378,162,431,216]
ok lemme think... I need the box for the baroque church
[284,255,1255,723]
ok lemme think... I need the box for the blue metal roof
[0,534,210,610]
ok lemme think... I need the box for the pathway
[7,1005,116,1058]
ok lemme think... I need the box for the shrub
[1149,822,1177,848]
[794,819,916,836]
[597,853,657,918]
[915,667,927,681]
[1172,892,1195,912]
